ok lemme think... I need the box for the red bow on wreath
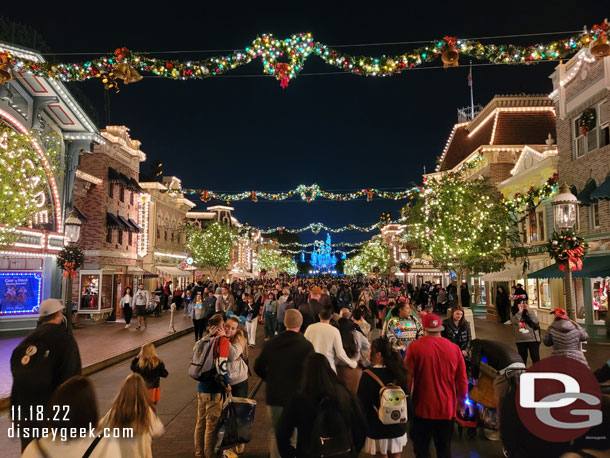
[63,261,77,279]
[558,246,584,272]
[114,47,129,60]
[274,63,291,89]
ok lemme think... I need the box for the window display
[101,275,113,309]
[539,279,552,309]
[592,277,609,323]
[79,274,100,310]
[0,272,42,315]
[527,279,538,307]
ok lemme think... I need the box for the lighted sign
[0,272,43,315]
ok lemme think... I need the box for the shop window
[129,191,134,205]
[119,186,125,202]
[118,230,123,245]
[79,275,100,310]
[526,279,538,307]
[128,231,133,246]
[592,278,609,323]
[590,202,600,229]
[108,183,114,198]
[538,279,552,309]
[101,275,113,309]
[106,229,112,243]
[601,124,610,148]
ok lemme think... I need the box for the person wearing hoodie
[511,298,541,365]
[542,308,589,367]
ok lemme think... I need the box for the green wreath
[56,245,85,272]
[579,108,596,136]
[399,260,412,273]
[547,230,588,264]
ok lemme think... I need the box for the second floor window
[108,184,113,198]
[119,186,125,202]
[128,231,133,246]
[106,229,112,243]
[573,104,610,159]
[522,209,546,243]
[118,230,123,245]
[129,191,134,205]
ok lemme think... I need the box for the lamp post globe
[552,183,579,230]
[64,210,82,246]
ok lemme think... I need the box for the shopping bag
[215,396,257,452]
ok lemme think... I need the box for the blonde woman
[99,373,164,458]
[225,315,249,398]
[130,343,168,405]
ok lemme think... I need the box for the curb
[0,325,193,411]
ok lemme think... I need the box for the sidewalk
[0,309,193,408]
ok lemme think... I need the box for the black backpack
[311,397,353,458]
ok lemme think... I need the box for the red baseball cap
[422,313,444,332]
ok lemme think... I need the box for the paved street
[2,316,607,457]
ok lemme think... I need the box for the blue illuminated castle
[308,234,338,274]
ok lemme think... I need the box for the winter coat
[130,358,168,389]
[543,319,589,366]
[227,339,249,385]
[511,309,541,343]
[441,318,471,352]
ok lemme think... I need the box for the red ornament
[274,63,291,88]
[200,191,211,202]
[166,61,173,69]
[114,47,128,60]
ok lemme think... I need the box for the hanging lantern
[0,52,12,84]
[100,72,119,92]
[441,36,459,68]
[113,63,143,84]
[200,191,211,202]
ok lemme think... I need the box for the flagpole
[469,60,474,120]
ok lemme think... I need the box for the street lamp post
[64,210,82,336]
[552,184,579,320]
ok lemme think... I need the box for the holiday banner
[0,272,43,315]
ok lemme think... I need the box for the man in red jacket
[406,313,468,458]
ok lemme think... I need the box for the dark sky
[4,1,608,246]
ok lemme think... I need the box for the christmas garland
[56,246,85,278]
[1,21,608,89]
[503,173,559,214]
[244,216,406,235]
[193,183,421,203]
[579,108,597,136]
[547,230,588,272]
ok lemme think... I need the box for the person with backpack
[130,343,169,405]
[406,314,468,458]
[192,313,230,458]
[99,373,164,458]
[276,353,367,458]
[254,309,314,458]
[357,338,409,458]
[10,298,82,452]
[21,376,121,458]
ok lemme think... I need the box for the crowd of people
[8,276,608,458]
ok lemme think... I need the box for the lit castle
[308,233,338,274]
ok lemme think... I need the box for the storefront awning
[480,263,526,282]
[108,167,123,184]
[128,177,143,192]
[528,255,610,279]
[590,175,610,200]
[577,179,597,206]
[117,215,136,232]
[74,206,88,223]
[155,266,193,277]
[106,212,122,229]
[128,218,142,232]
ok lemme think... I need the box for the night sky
[3,2,608,246]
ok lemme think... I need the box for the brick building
[139,176,196,291]
[540,50,610,340]
[73,126,145,320]
[425,94,557,316]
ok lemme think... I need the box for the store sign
[511,245,548,257]
[408,258,434,270]
[0,272,43,315]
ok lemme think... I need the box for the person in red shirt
[405,313,468,458]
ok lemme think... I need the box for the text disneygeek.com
[8,424,134,441]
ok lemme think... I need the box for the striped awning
[528,255,610,279]
[480,263,526,282]
[106,212,122,228]
[577,179,597,206]
[128,218,142,232]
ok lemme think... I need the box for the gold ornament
[590,35,610,59]
[113,63,143,84]
[441,45,459,68]
[0,53,12,84]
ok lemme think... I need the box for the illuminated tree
[186,221,237,281]
[0,125,52,248]
[257,246,297,275]
[403,174,514,305]
[344,240,391,276]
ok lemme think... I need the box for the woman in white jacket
[225,315,249,397]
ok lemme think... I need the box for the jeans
[193,318,205,341]
[246,318,258,346]
[516,341,540,365]
[268,405,283,458]
[194,392,223,458]
[231,379,248,398]
[264,312,277,338]
[123,305,132,324]
[412,416,454,458]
